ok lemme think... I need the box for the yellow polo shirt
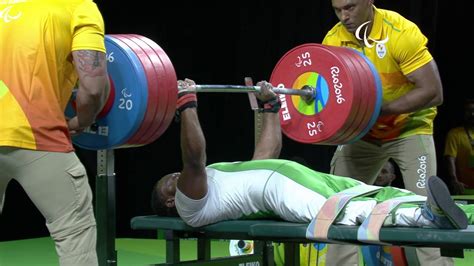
[0,0,105,152]
[323,6,435,141]
[444,127,474,189]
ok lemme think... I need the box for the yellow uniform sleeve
[71,0,106,53]
[391,24,432,75]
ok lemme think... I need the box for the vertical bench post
[96,149,117,266]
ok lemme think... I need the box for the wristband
[175,91,197,122]
[176,92,197,110]
[258,97,281,113]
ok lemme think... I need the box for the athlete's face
[157,172,180,207]
[331,0,374,33]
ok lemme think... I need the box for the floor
[0,237,472,265]
[0,237,231,266]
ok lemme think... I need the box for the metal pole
[96,149,117,266]
[190,84,314,98]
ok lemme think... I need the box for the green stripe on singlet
[209,159,414,202]
[208,159,362,198]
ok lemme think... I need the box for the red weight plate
[110,34,161,146]
[321,45,365,144]
[324,46,370,144]
[116,34,169,145]
[343,48,380,143]
[270,43,356,144]
[131,34,178,145]
[342,47,377,143]
[127,34,175,145]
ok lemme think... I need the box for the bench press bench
[130,215,474,266]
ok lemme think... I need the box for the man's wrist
[258,97,281,113]
[175,92,198,122]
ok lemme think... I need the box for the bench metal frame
[130,216,474,265]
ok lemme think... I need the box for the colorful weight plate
[270,43,357,144]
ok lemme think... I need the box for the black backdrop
[1,0,473,241]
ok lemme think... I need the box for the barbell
[65,34,382,150]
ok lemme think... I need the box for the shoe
[421,176,468,229]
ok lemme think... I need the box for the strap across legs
[357,195,426,245]
[306,184,382,242]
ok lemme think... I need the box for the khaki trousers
[0,147,98,266]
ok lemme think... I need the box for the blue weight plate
[65,35,148,150]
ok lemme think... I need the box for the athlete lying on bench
[151,79,474,230]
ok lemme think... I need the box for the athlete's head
[151,172,180,216]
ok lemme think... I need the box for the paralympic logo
[355,21,389,58]
[0,6,22,23]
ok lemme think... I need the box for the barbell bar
[69,84,315,117]
[65,34,382,150]
[189,84,315,98]
[183,84,316,105]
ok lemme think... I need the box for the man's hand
[255,81,280,114]
[255,81,277,102]
[66,116,86,136]
[176,78,198,119]
[177,78,196,95]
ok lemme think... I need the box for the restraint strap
[306,184,382,242]
[357,195,426,245]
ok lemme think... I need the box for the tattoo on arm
[75,50,106,77]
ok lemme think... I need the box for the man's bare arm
[176,79,208,200]
[70,50,110,131]
[252,81,282,160]
[380,60,443,115]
